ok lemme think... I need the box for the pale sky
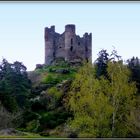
[0,2,140,71]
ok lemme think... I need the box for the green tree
[95,49,109,78]
[67,60,137,138]
[107,61,137,137]
[0,59,31,112]
[40,87,62,110]
[10,61,31,108]
[127,56,140,93]
[67,62,113,137]
[95,48,122,79]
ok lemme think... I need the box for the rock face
[44,24,92,65]
[0,128,26,136]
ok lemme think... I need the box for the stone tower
[44,26,55,65]
[44,24,92,65]
[64,24,76,61]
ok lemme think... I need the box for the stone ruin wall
[44,24,92,65]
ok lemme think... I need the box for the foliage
[26,119,40,132]
[95,48,122,79]
[42,73,60,85]
[0,50,140,138]
[39,109,70,130]
[15,111,41,134]
[35,60,77,86]
[0,59,31,112]
[67,60,137,138]
[47,87,62,107]
[127,56,140,93]
[42,71,75,86]
[95,49,109,78]
[67,62,112,137]
[39,87,63,110]
[107,61,137,137]
[30,86,71,132]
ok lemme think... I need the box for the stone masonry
[44,24,92,65]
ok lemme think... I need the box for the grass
[0,132,40,138]
[35,62,77,86]
[0,132,65,138]
[0,135,66,139]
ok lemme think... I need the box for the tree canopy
[0,59,31,112]
[67,58,137,137]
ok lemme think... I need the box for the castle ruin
[44,24,92,65]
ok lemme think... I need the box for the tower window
[53,40,55,46]
[78,42,80,46]
[53,51,55,57]
[70,46,73,51]
[85,47,88,52]
[71,38,73,45]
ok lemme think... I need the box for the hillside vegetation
[1,50,140,138]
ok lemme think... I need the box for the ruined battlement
[65,24,75,33]
[44,24,92,65]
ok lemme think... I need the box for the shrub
[42,74,60,85]
[20,110,41,128]
[26,119,40,132]
[39,110,70,130]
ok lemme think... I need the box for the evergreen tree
[95,49,109,78]
[127,56,140,93]
[0,59,31,112]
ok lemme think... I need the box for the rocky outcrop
[0,128,26,136]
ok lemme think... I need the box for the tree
[10,61,31,108]
[107,61,137,137]
[67,60,137,138]
[39,87,62,111]
[95,49,109,78]
[109,49,122,62]
[0,58,31,112]
[67,62,113,137]
[127,56,140,93]
[95,48,122,79]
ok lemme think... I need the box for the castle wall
[44,24,92,65]
[44,26,55,65]
[55,33,65,59]
[64,24,76,61]
[75,36,86,60]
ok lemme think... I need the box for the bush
[42,74,60,85]
[1,95,18,113]
[26,119,40,132]
[39,112,56,129]
[31,100,46,112]
[20,110,41,128]
[48,87,62,101]
[39,110,70,130]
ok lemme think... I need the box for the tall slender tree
[67,54,137,138]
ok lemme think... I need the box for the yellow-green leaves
[67,62,113,137]
[107,61,137,137]
[67,61,137,138]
